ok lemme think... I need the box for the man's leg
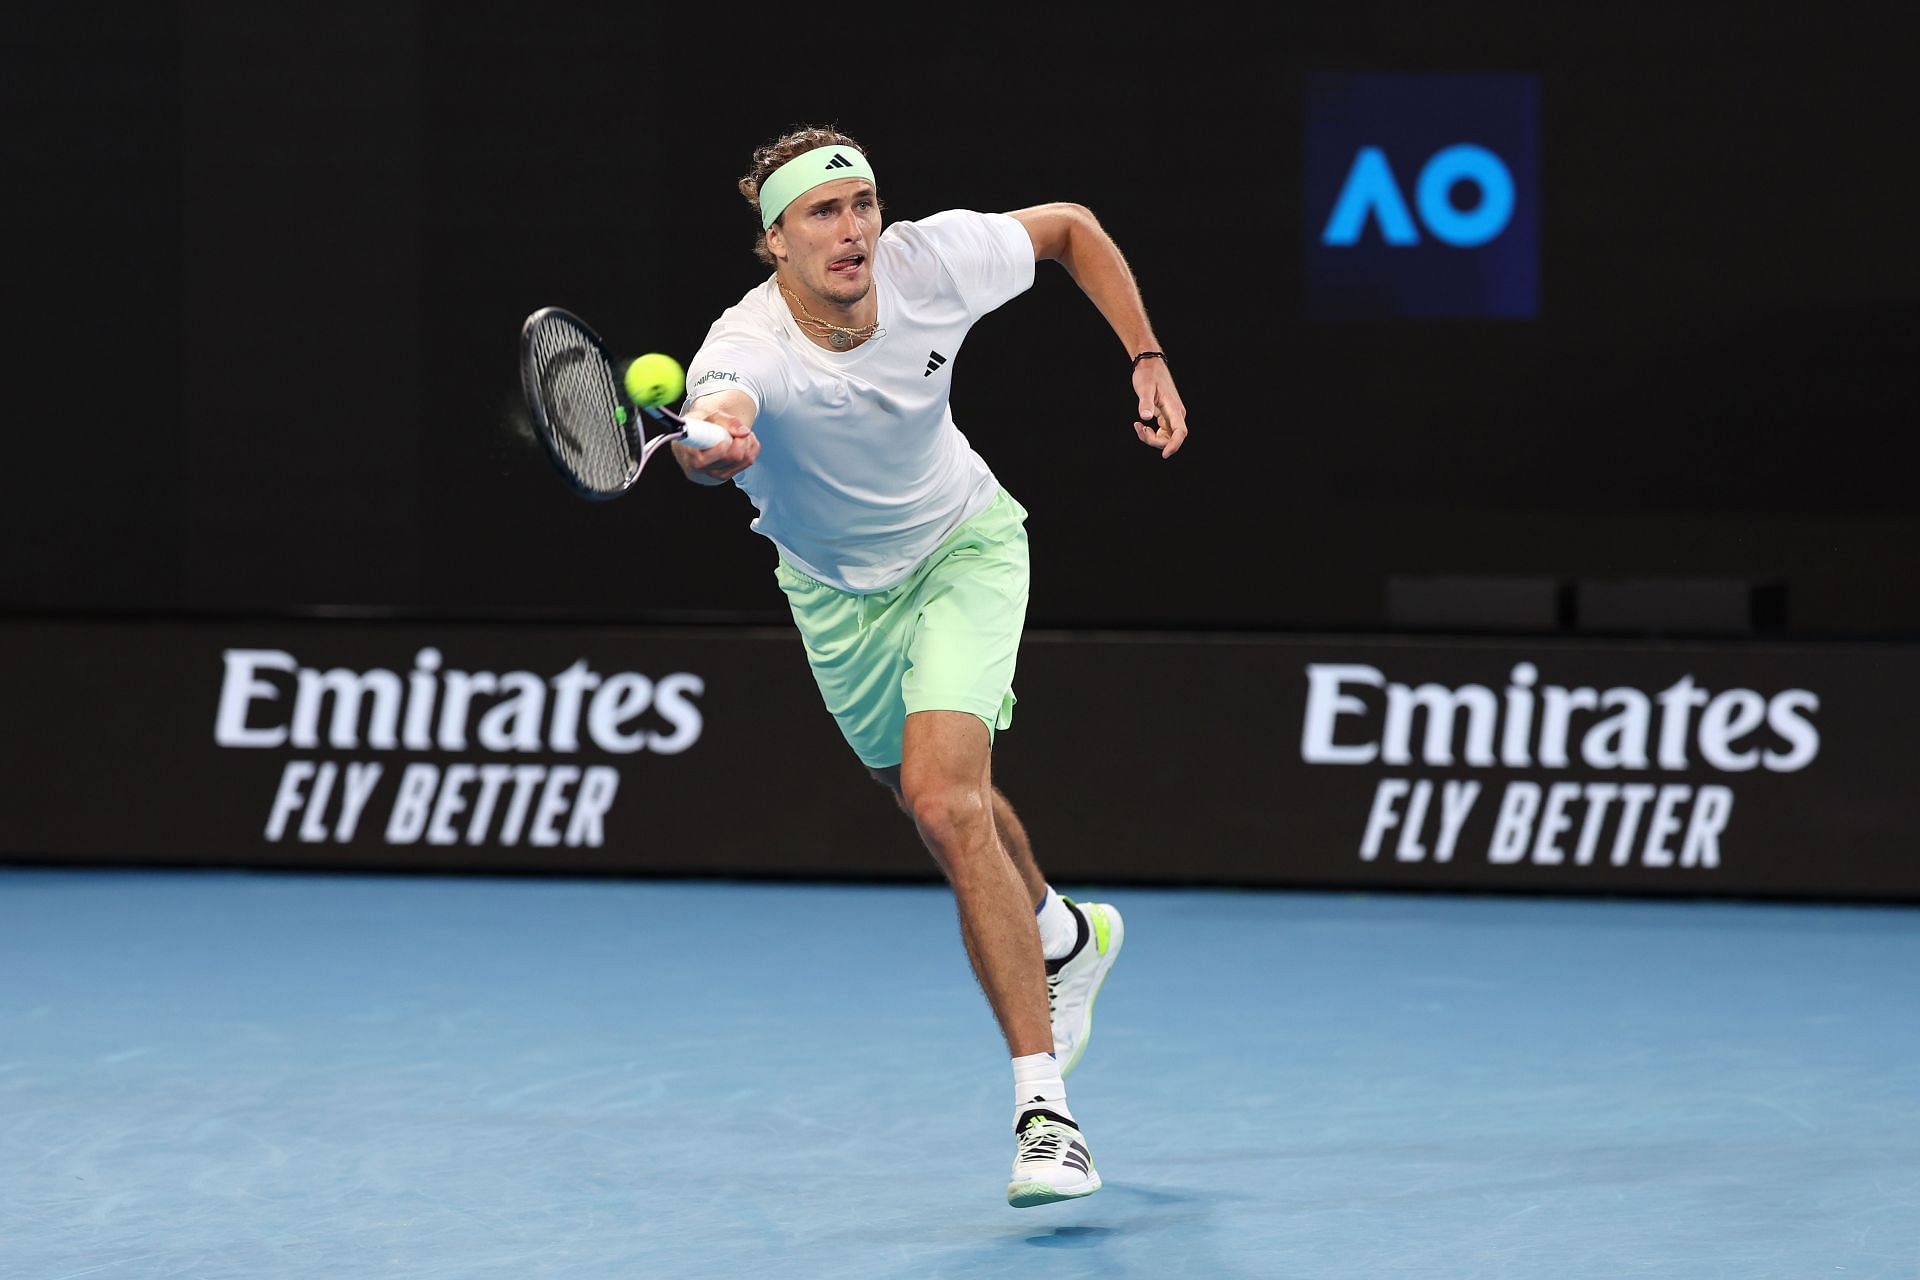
[870,761,1121,1078]
[873,767,1047,909]
[896,710,1051,1057]
[894,709,1099,1207]
[989,788,1048,906]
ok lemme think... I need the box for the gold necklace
[780,282,885,351]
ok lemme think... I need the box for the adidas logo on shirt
[924,351,948,377]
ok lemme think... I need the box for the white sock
[1034,887,1078,961]
[1012,1051,1072,1126]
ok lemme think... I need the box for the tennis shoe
[1007,1110,1101,1207]
[1048,898,1123,1076]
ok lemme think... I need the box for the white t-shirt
[683,209,1036,592]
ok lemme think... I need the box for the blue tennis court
[3,869,1916,1278]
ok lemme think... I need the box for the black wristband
[1131,350,1167,368]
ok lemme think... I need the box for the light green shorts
[775,487,1031,770]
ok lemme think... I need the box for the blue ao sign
[1304,73,1539,319]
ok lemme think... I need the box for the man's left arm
[1008,203,1188,459]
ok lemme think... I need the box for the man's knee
[901,776,994,860]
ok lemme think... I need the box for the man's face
[768,178,882,308]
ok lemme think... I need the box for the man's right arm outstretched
[672,388,760,485]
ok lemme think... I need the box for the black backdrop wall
[6,1,1918,635]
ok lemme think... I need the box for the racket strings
[530,316,634,493]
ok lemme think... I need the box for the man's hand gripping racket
[518,305,732,500]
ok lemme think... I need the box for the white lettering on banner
[1301,664,1382,764]
[1302,662,1820,773]
[262,758,620,847]
[1383,682,1499,767]
[216,650,297,747]
[1359,779,1480,862]
[648,674,705,754]
[264,761,385,842]
[215,647,705,755]
[1306,660,1816,876]
[379,762,619,847]
[222,646,695,849]
[1485,781,1732,868]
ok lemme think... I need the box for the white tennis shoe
[1007,1111,1101,1208]
[1048,898,1123,1077]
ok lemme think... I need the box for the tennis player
[672,125,1187,1207]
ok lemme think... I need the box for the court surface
[3,868,1916,1279]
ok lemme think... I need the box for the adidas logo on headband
[761,145,875,229]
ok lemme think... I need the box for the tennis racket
[518,305,728,501]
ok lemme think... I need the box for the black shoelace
[1017,1118,1066,1162]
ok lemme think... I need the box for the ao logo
[1321,144,1515,248]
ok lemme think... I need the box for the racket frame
[520,305,707,501]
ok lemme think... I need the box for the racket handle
[677,418,730,451]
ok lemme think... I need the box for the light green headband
[758,144,877,230]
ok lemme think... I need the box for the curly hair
[739,124,878,266]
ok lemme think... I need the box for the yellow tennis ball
[623,352,685,409]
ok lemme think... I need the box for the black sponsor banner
[1004,633,1913,900]
[0,620,915,879]
[3,622,1915,900]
